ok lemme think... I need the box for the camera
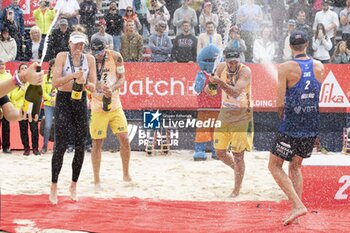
[44,1,50,7]
[8,11,13,15]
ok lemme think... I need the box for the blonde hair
[72,24,86,34]
[29,26,42,40]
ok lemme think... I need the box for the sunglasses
[127,10,133,12]
[226,52,240,59]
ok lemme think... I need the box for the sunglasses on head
[226,52,240,59]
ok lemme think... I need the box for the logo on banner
[143,110,162,129]
[320,71,350,107]
[144,110,221,129]
[127,124,138,142]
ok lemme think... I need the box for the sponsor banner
[5,62,350,112]
[102,121,195,152]
[319,70,350,107]
[2,0,57,27]
[303,166,350,206]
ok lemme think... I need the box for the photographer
[2,8,22,60]
[147,0,170,35]
[312,23,332,63]
[0,0,25,42]
[105,1,124,52]
[79,0,98,39]
[33,0,56,37]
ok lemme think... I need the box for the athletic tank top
[91,50,122,112]
[279,59,322,138]
[217,64,252,125]
[62,52,89,86]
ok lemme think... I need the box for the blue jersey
[279,59,322,138]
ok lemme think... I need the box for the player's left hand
[209,74,223,85]
[103,85,112,98]
[85,82,96,93]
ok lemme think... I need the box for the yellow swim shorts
[213,121,254,152]
[90,108,128,139]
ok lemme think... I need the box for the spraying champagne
[23,5,62,121]
[23,66,43,120]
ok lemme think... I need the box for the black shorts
[270,133,316,161]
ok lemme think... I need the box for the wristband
[13,71,23,87]
[116,66,125,74]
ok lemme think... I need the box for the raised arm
[111,51,125,91]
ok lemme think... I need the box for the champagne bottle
[23,66,43,119]
[102,76,111,112]
[23,85,43,119]
[208,73,218,96]
[71,80,83,101]
[102,95,111,111]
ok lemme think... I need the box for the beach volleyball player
[268,31,325,225]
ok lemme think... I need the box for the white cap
[69,33,88,44]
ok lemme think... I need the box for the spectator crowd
[0,0,349,64]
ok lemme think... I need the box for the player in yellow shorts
[90,38,131,188]
[208,47,253,197]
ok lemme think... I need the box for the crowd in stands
[1,0,350,155]
[0,0,349,64]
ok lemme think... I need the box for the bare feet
[229,188,240,198]
[49,183,58,205]
[293,219,300,225]
[69,182,78,201]
[283,207,307,226]
[94,182,102,192]
[123,175,132,182]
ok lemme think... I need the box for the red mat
[1,195,349,232]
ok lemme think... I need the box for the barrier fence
[3,62,350,151]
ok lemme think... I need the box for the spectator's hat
[224,48,241,62]
[59,18,68,25]
[204,2,212,7]
[289,30,308,45]
[98,18,107,26]
[288,19,296,26]
[322,0,331,5]
[91,38,105,56]
[69,32,88,44]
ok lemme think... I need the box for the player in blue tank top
[279,58,322,138]
[269,31,325,226]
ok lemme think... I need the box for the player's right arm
[276,63,288,119]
